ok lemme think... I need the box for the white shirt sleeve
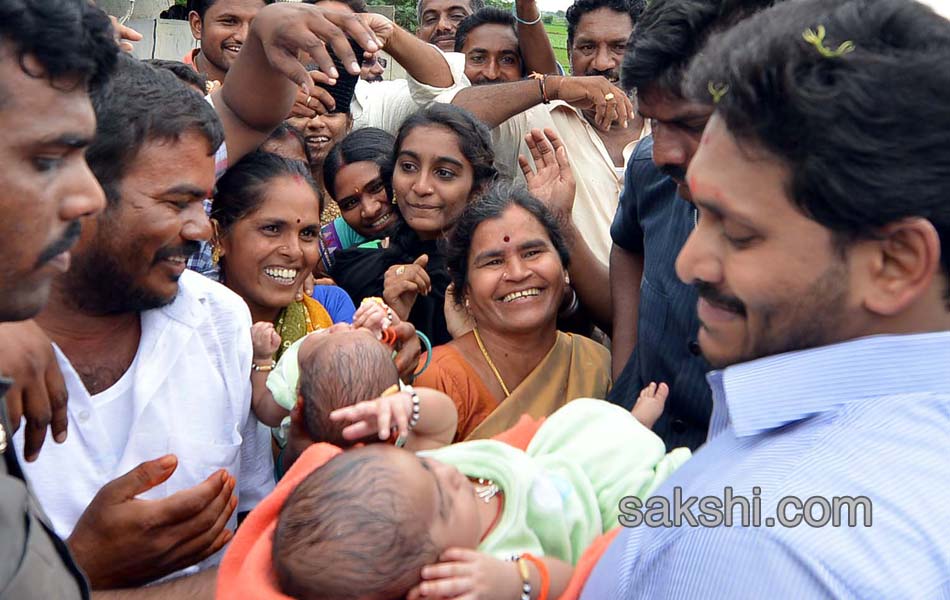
[351,48,471,134]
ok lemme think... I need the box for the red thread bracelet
[522,553,550,600]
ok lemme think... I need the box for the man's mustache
[695,280,746,316]
[585,68,620,82]
[35,220,82,267]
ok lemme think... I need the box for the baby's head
[273,445,484,600]
[296,326,400,447]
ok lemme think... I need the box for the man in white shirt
[12,3,382,592]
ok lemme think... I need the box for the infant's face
[391,450,483,551]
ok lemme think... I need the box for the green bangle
[409,331,433,382]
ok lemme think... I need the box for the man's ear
[861,218,942,316]
[188,11,203,41]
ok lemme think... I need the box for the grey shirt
[0,377,88,599]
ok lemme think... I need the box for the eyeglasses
[362,56,388,69]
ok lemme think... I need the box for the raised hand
[383,254,431,320]
[67,456,237,589]
[520,127,577,217]
[549,75,633,131]
[250,3,380,94]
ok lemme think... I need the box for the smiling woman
[329,104,497,346]
[211,151,354,360]
[413,183,611,440]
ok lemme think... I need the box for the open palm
[519,127,576,217]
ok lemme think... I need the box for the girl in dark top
[330,104,497,345]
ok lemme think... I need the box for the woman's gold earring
[391,194,398,205]
[564,274,571,286]
[211,244,221,265]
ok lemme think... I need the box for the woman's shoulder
[416,343,479,388]
[562,331,611,361]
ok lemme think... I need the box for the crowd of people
[0,0,948,597]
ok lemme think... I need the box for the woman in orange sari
[210,151,339,427]
[414,183,611,440]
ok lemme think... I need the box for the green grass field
[544,18,571,74]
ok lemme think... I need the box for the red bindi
[292,174,304,184]
[503,235,510,243]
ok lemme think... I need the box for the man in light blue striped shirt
[583,0,950,596]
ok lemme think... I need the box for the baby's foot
[631,381,668,429]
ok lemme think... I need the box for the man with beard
[186,0,275,86]
[447,0,646,326]
[608,0,778,450]
[0,0,114,597]
[10,2,381,591]
[582,0,950,596]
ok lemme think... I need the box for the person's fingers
[416,576,472,598]
[421,560,471,580]
[413,254,429,269]
[518,155,534,180]
[391,395,410,440]
[618,93,634,128]
[525,131,544,165]
[4,390,22,434]
[21,378,52,462]
[318,9,380,66]
[150,470,230,526]
[376,400,391,440]
[264,42,322,95]
[100,455,180,503]
[166,485,236,565]
[341,421,376,440]
[594,95,608,130]
[307,81,336,112]
[439,547,481,562]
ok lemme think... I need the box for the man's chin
[434,39,456,53]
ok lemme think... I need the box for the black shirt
[608,137,713,451]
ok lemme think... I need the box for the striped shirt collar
[708,331,950,438]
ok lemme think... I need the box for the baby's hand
[408,548,522,600]
[328,388,412,445]
[631,381,668,429]
[251,322,281,361]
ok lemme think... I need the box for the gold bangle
[252,360,276,373]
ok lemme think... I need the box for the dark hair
[416,0,485,22]
[323,127,395,202]
[621,0,778,97]
[298,332,399,447]
[188,0,275,21]
[263,121,312,164]
[274,446,439,600]
[212,150,319,233]
[86,55,224,208]
[0,0,117,105]
[446,182,570,308]
[384,103,497,199]
[454,7,517,53]
[145,58,208,93]
[685,0,950,305]
[565,0,644,49]
[304,0,368,13]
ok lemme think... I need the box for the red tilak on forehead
[292,174,305,184]
[503,235,510,243]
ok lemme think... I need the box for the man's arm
[381,19,453,88]
[451,75,630,130]
[610,244,644,379]
[514,0,559,75]
[212,3,379,163]
[92,568,216,600]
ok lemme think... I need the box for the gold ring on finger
[306,96,313,107]
[604,92,615,101]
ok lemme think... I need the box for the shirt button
[78,410,90,423]
[671,418,687,434]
